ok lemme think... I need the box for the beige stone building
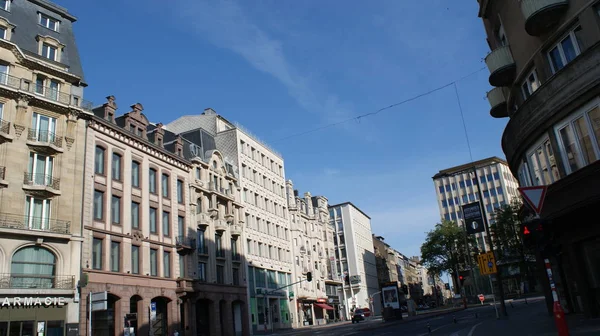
[0,1,89,334]
[285,180,333,327]
[79,97,192,336]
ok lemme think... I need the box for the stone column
[139,297,152,336]
[212,300,221,336]
[221,300,234,336]
[167,297,180,335]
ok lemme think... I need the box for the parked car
[352,309,366,323]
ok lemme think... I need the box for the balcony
[0,119,12,143]
[209,182,234,200]
[0,274,75,290]
[0,73,93,111]
[175,278,195,293]
[0,167,7,188]
[0,212,70,235]
[197,246,209,257]
[26,129,63,154]
[230,224,242,237]
[176,235,196,255]
[521,0,569,36]
[23,173,61,196]
[215,220,228,233]
[216,250,226,259]
[197,213,210,229]
[232,253,242,263]
[487,87,508,118]
[485,45,517,87]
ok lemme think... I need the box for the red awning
[314,303,334,310]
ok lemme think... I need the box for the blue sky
[59,0,506,258]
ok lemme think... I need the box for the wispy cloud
[323,168,340,176]
[168,0,354,125]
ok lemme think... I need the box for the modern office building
[285,180,336,327]
[328,202,379,317]
[167,109,294,333]
[478,0,600,318]
[0,0,89,334]
[80,97,191,336]
[432,157,521,252]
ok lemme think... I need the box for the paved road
[268,297,577,336]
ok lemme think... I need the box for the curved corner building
[478,0,600,318]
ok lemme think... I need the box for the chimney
[175,136,183,157]
[103,95,117,122]
[155,123,165,148]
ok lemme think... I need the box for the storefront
[0,295,78,336]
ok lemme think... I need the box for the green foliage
[420,220,475,277]
[490,200,530,260]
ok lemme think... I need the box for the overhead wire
[272,66,487,143]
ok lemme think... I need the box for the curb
[356,308,465,331]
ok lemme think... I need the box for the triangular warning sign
[518,186,548,215]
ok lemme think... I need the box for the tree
[420,220,475,293]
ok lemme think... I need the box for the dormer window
[39,13,59,32]
[0,0,9,11]
[42,43,57,61]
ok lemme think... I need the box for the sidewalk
[356,307,465,332]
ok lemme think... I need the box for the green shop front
[247,266,293,333]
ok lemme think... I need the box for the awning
[314,303,334,310]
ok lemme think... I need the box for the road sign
[477,252,497,275]
[462,202,485,235]
[478,294,485,304]
[518,186,548,215]
[90,291,107,312]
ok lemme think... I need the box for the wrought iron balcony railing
[0,274,75,289]
[0,166,5,180]
[232,253,241,261]
[23,172,60,190]
[0,118,9,135]
[27,129,63,148]
[216,250,226,258]
[197,246,208,255]
[0,212,70,234]
[0,72,93,111]
[176,235,196,248]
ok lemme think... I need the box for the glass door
[25,197,50,230]
[29,153,53,186]
[31,113,56,143]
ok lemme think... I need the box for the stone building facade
[285,180,334,327]
[0,1,89,334]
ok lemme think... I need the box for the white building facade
[328,203,379,317]
[432,157,521,251]
[166,109,294,334]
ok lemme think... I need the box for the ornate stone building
[0,1,89,334]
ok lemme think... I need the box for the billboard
[462,201,485,234]
[382,285,400,310]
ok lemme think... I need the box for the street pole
[472,167,508,317]
[88,292,92,336]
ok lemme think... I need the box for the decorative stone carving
[65,137,75,150]
[13,124,25,138]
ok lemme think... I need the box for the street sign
[518,186,548,215]
[90,291,107,312]
[462,202,485,235]
[477,252,497,275]
[478,294,485,304]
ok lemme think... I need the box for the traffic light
[459,275,465,286]
[306,272,312,282]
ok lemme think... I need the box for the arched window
[212,160,217,169]
[11,246,56,288]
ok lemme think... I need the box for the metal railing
[175,236,196,248]
[27,129,63,148]
[232,253,241,261]
[197,246,208,255]
[0,72,93,111]
[0,274,75,289]
[0,212,70,234]
[23,172,60,190]
[0,119,9,135]
[0,166,5,180]
[216,250,226,258]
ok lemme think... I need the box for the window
[196,198,202,214]
[149,168,157,193]
[177,179,183,203]
[131,201,140,229]
[111,153,122,180]
[93,190,104,220]
[92,238,102,270]
[149,207,157,233]
[548,26,582,74]
[131,161,140,187]
[25,196,51,230]
[163,251,171,278]
[197,230,206,254]
[521,69,540,100]
[111,195,121,224]
[150,249,158,276]
[231,238,238,259]
[39,13,59,31]
[196,167,201,179]
[41,43,57,60]
[11,246,56,288]
[179,255,185,278]
[161,174,169,198]
[216,265,224,284]
[198,262,206,281]
[556,103,600,174]
[495,22,507,47]
[110,241,120,272]
[233,268,240,286]
[94,146,105,175]
[0,0,9,11]
[28,152,54,185]
[215,233,223,257]
[131,245,140,274]
[0,64,7,85]
[178,216,184,239]
[162,211,170,236]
